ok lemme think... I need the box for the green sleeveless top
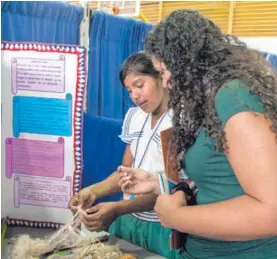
[181,80,277,259]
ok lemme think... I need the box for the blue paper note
[13,94,72,137]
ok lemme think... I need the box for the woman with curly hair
[119,10,277,259]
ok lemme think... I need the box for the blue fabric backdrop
[263,53,277,70]
[82,113,125,202]
[86,11,153,119]
[1,1,82,44]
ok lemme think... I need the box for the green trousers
[109,214,180,259]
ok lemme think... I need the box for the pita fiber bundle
[9,209,134,259]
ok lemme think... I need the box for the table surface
[2,226,166,259]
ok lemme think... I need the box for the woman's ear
[161,71,172,89]
[159,62,171,89]
[160,62,167,71]
[152,59,172,89]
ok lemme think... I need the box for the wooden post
[158,1,163,22]
[228,1,235,34]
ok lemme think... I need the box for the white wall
[240,37,277,55]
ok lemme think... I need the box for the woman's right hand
[118,166,160,195]
[68,186,96,213]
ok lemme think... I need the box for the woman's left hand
[154,191,187,228]
[118,166,159,195]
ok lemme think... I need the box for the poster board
[1,42,86,228]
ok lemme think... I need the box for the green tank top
[181,80,277,259]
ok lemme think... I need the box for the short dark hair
[119,51,160,86]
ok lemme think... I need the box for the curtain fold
[82,113,125,202]
[87,11,153,119]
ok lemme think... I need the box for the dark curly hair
[144,9,277,170]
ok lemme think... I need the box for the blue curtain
[82,113,125,202]
[261,52,277,71]
[87,11,153,119]
[1,1,83,44]
[265,53,277,71]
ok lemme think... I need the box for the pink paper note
[11,56,65,94]
[14,175,71,208]
[6,138,64,179]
